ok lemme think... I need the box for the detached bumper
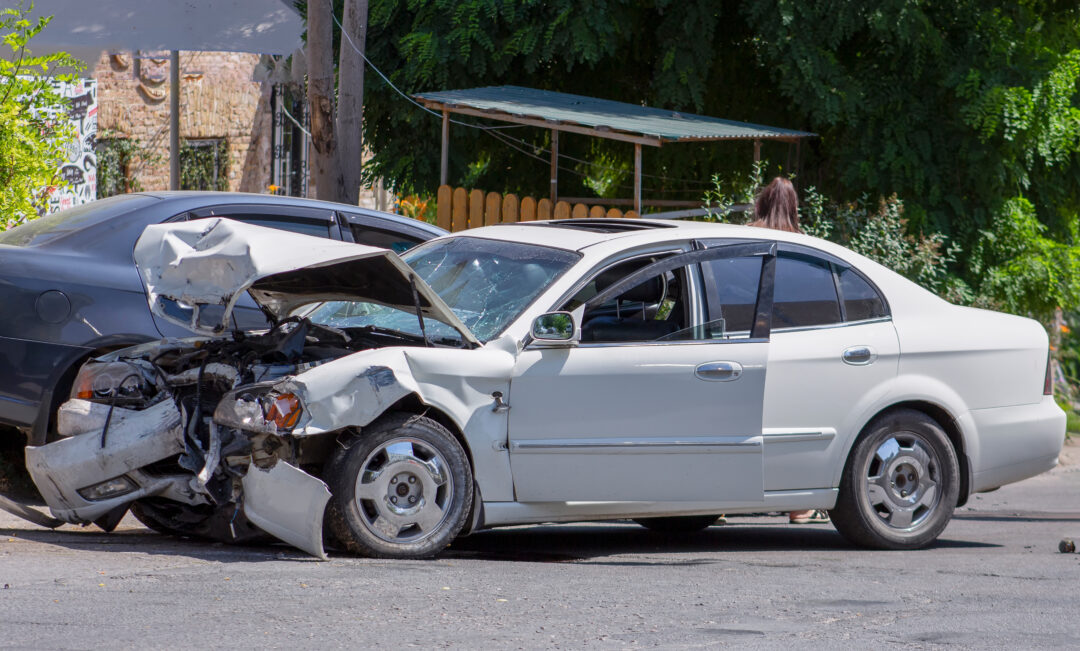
[24,399,193,523]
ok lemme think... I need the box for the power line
[330,10,713,192]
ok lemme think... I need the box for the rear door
[700,240,900,492]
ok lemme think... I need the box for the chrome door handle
[695,361,743,382]
[842,346,876,366]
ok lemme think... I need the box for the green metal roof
[415,86,815,145]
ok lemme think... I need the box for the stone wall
[93,50,272,194]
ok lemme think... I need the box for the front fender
[279,346,517,502]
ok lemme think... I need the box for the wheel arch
[316,392,489,535]
[850,400,972,507]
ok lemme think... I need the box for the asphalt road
[2,443,1079,649]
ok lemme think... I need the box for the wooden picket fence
[434,185,639,232]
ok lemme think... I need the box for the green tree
[352,0,1080,319]
[0,3,81,230]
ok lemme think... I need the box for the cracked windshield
[309,237,580,343]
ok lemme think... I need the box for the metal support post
[169,50,180,191]
[440,111,449,186]
[550,129,559,203]
[633,143,642,213]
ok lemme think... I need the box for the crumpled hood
[134,217,478,345]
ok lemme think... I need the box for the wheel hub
[864,434,941,531]
[354,438,453,544]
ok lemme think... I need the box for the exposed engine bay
[23,317,431,559]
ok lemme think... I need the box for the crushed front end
[24,319,396,558]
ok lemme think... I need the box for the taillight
[1044,350,1053,395]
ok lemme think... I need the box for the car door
[507,242,776,503]
[701,241,900,492]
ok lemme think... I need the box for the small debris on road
[1059,538,1076,553]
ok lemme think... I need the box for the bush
[0,4,82,229]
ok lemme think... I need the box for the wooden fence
[434,185,639,232]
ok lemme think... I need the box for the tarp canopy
[416,86,815,146]
[18,0,303,67]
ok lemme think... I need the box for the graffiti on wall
[45,78,98,214]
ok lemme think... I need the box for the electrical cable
[330,11,715,192]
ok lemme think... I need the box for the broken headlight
[213,384,304,434]
[71,361,151,406]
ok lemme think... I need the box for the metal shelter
[415,85,815,212]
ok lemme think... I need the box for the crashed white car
[16,217,1065,558]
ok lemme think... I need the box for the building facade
[91,50,388,209]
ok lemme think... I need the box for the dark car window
[190,213,331,239]
[0,194,155,247]
[702,256,763,334]
[772,254,841,328]
[838,266,887,321]
[350,225,422,254]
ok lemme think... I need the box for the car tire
[130,499,268,543]
[325,412,473,559]
[633,515,721,533]
[831,409,960,550]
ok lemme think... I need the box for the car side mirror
[530,312,578,347]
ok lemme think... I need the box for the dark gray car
[0,192,445,447]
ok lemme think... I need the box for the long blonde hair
[750,177,801,233]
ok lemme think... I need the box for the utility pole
[337,0,368,205]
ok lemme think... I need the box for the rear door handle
[695,361,743,381]
[842,346,876,365]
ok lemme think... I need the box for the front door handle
[695,361,743,382]
[842,346,877,366]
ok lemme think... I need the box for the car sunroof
[514,219,677,233]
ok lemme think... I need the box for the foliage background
[0,4,79,230]
[338,0,1080,325]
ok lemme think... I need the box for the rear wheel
[325,413,473,558]
[831,409,959,550]
[633,515,721,533]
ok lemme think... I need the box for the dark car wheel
[130,499,268,544]
[633,515,721,533]
[325,412,473,559]
[831,409,960,550]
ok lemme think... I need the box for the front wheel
[324,413,473,558]
[831,409,959,550]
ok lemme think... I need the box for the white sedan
[18,217,1064,558]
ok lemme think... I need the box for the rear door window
[349,225,423,254]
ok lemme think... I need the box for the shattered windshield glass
[308,237,579,342]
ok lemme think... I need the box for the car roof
[134,191,447,237]
[453,218,829,253]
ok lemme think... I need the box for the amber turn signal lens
[73,369,94,400]
[266,393,302,429]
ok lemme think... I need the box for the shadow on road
[443,521,999,563]
[3,518,1000,564]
